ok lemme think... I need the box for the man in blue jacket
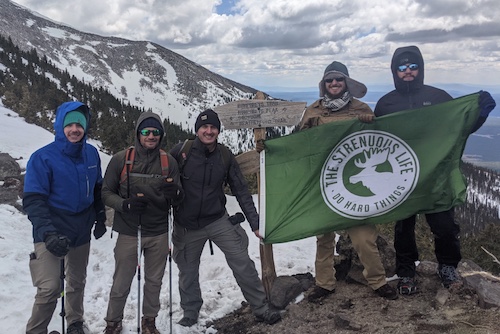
[24,101,106,334]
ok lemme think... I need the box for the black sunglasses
[325,77,345,83]
[397,63,419,72]
[139,129,162,136]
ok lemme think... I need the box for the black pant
[394,209,461,277]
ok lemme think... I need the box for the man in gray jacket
[170,109,281,327]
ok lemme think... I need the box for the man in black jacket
[170,109,281,327]
[375,45,496,295]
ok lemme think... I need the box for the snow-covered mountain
[0,0,258,138]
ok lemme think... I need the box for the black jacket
[374,45,453,116]
[374,45,486,132]
[170,138,259,231]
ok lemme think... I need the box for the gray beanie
[319,61,367,98]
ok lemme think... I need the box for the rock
[0,153,21,181]
[270,275,304,309]
[435,287,450,305]
[459,259,500,309]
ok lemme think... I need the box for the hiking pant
[395,209,461,278]
[172,214,268,320]
[105,232,169,322]
[26,242,90,334]
[315,224,387,291]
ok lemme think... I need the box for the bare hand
[358,114,375,123]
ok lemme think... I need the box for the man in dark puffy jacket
[375,45,496,295]
[102,112,183,334]
[24,101,106,334]
[170,109,281,327]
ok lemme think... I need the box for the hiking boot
[255,308,281,325]
[397,276,418,295]
[104,320,122,334]
[438,264,463,289]
[141,317,160,334]
[307,286,335,302]
[375,284,398,300]
[67,321,87,334]
[178,316,198,327]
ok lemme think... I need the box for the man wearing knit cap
[24,101,106,334]
[375,45,496,295]
[170,109,282,327]
[102,112,183,334]
[298,61,398,301]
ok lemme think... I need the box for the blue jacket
[23,101,105,246]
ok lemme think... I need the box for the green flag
[260,93,481,244]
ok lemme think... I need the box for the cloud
[13,0,500,88]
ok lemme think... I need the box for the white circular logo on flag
[320,130,419,219]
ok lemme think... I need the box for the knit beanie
[138,117,163,132]
[319,61,367,98]
[396,52,421,66]
[63,111,87,130]
[195,109,221,132]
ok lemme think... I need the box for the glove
[122,196,149,215]
[160,182,180,200]
[93,221,107,239]
[255,140,266,153]
[44,232,70,257]
[479,91,496,117]
[358,113,374,123]
[229,212,245,225]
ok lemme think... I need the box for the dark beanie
[138,117,163,132]
[396,52,420,65]
[324,61,349,77]
[195,109,221,132]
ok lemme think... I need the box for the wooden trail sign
[215,100,306,129]
[215,92,307,299]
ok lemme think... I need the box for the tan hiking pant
[105,232,169,322]
[26,242,90,334]
[315,224,386,291]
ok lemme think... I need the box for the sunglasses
[397,63,419,72]
[325,77,345,83]
[139,129,162,136]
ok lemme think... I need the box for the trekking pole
[60,257,66,334]
[137,193,144,334]
[165,178,174,334]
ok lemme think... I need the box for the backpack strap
[120,146,170,184]
[175,139,231,177]
[159,149,170,176]
[120,146,135,184]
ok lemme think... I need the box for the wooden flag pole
[253,91,277,297]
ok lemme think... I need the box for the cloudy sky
[13,0,500,90]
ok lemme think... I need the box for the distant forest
[0,34,192,154]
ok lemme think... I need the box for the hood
[391,45,424,94]
[134,112,165,155]
[54,101,90,157]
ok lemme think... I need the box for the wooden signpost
[215,92,306,298]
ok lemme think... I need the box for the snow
[0,105,317,333]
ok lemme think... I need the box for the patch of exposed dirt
[209,274,500,334]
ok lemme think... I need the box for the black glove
[122,196,148,214]
[44,232,70,257]
[160,182,180,200]
[93,221,107,239]
[479,91,496,117]
[229,212,245,225]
